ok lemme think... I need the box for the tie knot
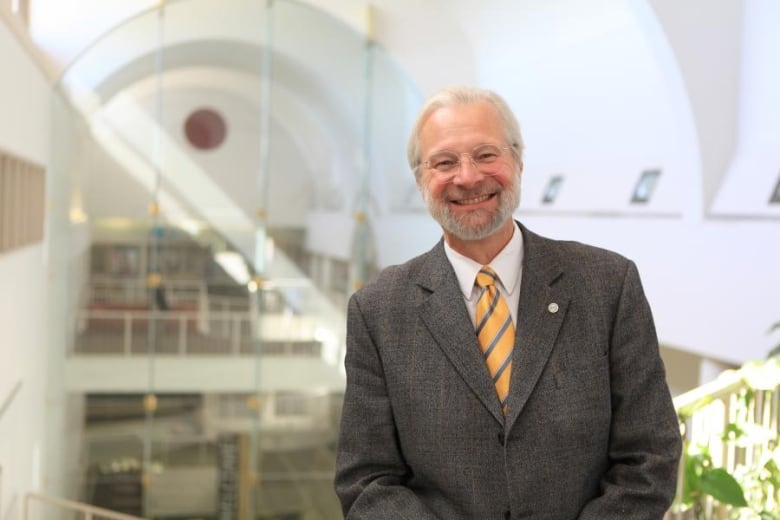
[475,266,498,289]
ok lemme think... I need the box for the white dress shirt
[443,221,524,327]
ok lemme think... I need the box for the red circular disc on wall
[184,108,227,150]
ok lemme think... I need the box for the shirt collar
[444,221,524,299]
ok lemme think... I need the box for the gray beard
[422,177,521,241]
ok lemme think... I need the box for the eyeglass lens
[426,144,506,176]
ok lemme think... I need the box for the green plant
[723,388,780,519]
[733,447,780,520]
[675,364,780,519]
[769,322,780,359]
[681,443,747,519]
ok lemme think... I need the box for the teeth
[458,194,491,205]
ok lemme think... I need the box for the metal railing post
[232,316,240,355]
[179,314,187,355]
[124,313,132,355]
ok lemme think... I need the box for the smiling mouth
[453,193,495,205]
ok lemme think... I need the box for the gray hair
[407,85,524,179]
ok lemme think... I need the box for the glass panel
[49,0,421,517]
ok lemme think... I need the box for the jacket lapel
[505,225,569,433]
[415,242,506,424]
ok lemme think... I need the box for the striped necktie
[475,266,515,415]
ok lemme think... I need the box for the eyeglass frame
[421,143,516,180]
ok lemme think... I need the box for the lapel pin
[547,302,559,313]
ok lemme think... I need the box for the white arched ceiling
[712,0,780,217]
[364,48,423,214]
[647,0,742,213]
[58,0,268,92]
[57,2,383,240]
[83,62,366,259]
[94,39,364,193]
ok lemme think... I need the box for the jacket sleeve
[334,293,440,520]
[577,260,682,519]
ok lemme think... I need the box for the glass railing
[60,218,349,516]
[46,0,421,517]
[74,270,337,358]
[77,390,342,518]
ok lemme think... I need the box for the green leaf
[770,322,780,358]
[682,449,712,505]
[699,468,748,507]
[721,422,745,441]
[764,458,780,488]
[682,456,700,504]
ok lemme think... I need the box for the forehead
[419,101,504,153]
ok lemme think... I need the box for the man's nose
[452,154,484,185]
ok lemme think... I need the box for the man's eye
[433,157,458,170]
[476,152,498,162]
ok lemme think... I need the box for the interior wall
[520,215,780,366]
[0,16,53,517]
[0,19,50,161]
[0,246,48,519]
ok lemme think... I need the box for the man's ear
[414,175,430,205]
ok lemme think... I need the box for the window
[541,175,564,204]
[631,169,661,204]
[769,171,780,204]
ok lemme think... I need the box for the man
[335,85,681,519]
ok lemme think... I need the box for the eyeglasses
[423,144,512,180]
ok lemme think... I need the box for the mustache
[444,187,498,201]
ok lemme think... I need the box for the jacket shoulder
[526,228,634,276]
[352,248,432,309]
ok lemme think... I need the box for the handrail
[24,492,146,520]
[674,358,780,416]
[87,278,207,308]
[0,380,22,422]
[673,369,743,416]
[73,307,325,357]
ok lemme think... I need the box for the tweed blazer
[335,223,681,519]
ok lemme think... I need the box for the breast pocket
[553,342,608,389]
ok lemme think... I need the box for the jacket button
[497,432,505,445]
[504,511,511,519]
